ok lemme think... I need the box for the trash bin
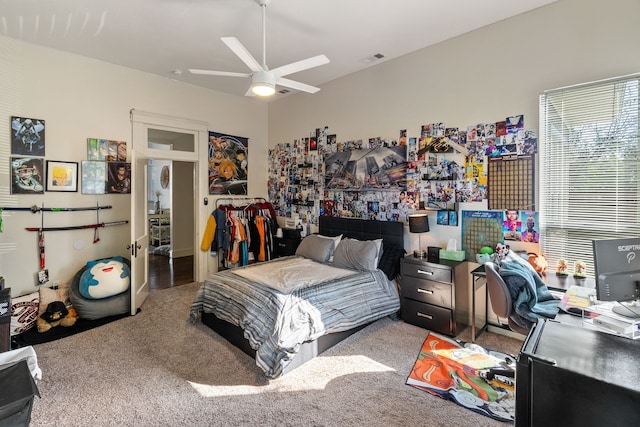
[0,360,40,427]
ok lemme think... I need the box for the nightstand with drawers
[400,256,465,336]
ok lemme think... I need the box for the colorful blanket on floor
[406,332,516,423]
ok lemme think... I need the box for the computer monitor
[592,238,640,319]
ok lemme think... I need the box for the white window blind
[540,74,640,277]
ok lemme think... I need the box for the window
[540,74,640,277]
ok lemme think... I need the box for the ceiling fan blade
[188,69,251,78]
[271,55,330,78]
[221,37,264,73]
[277,77,321,94]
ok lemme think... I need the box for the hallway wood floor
[148,254,194,291]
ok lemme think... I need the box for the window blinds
[539,74,640,277]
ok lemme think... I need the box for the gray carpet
[29,282,523,426]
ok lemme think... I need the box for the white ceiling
[1,0,557,100]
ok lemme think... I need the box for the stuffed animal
[36,301,79,332]
[527,252,548,275]
[37,283,79,333]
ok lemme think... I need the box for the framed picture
[437,210,449,225]
[11,116,46,156]
[10,157,45,194]
[448,211,458,227]
[107,162,131,194]
[46,160,78,192]
[81,161,106,194]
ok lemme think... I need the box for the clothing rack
[205,198,277,271]
[215,197,267,208]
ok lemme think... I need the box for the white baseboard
[172,247,194,258]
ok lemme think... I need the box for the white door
[130,152,150,314]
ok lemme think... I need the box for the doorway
[147,157,194,290]
[130,110,207,313]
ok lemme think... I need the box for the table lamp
[409,213,429,258]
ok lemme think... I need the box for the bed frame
[201,216,405,376]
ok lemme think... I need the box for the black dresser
[400,256,464,336]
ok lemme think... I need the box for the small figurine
[573,261,587,278]
[494,243,510,261]
[556,259,569,276]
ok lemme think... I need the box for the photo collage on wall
[10,117,130,195]
[83,138,130,194]
[268,114,538,227]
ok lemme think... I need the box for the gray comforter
[190,256,400,378]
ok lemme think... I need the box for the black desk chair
[484,262,530,335]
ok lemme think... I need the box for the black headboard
[318,217,404,250]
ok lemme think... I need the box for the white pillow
[317,234,343,261]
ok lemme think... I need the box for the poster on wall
[324,146,406,191]
[106,162,131,194]
[10,157,44,194]
[11,116,45,156]
[208,131,249,195]
[81,161,107,195]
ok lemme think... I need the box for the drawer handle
[417,288,434,294]
[417,269,434,276]
[417,312,433,320]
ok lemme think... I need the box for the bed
[190,217,405,378]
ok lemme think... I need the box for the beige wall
[268,0,640,253]
[3,0,640,298]
[0,36,268,296]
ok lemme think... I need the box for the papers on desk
[560,285,595,309]
[560,285,640,339]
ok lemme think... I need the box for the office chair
[484,261,531,335]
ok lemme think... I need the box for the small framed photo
[37,269,49,285]
[46,160,78,192]
[448,211,458,227]
[436,210,449,225]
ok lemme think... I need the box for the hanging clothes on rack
[200,198,276,270]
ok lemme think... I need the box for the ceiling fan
[189,0,330,97]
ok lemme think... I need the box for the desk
[469,264,595,342]
[516,318,640,426]
[469,265,489,342]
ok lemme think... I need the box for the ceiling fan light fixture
[251,70,276,96]
[251,81,276,96]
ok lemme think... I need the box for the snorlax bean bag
[70,257,131,320]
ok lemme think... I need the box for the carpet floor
[28,282,523,426]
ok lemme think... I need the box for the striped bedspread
[190,256,400,378]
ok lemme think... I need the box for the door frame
[130,109,208,313]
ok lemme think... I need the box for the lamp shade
[408,214,430,233]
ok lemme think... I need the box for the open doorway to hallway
[147,157,195,291]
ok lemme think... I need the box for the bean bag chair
[69,257,131,320]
